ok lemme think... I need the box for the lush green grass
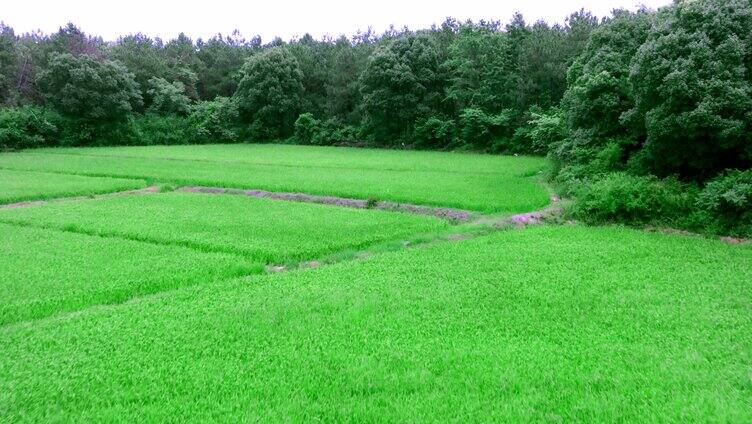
[0,169,145,204]
[0,192,449,263]
[0,145,550,213]
[2,225,749,422]
[39,143,547,175]
[0,223,258,325]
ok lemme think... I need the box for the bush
[294,113,320,145]
[315,120,359,146]
[294,114,359,146]
[132,114,194,145]
[0,106,62,150]
[414,117,455,148]
[147,77,192,116]
[695,170,752,237]
[59,118,141,146]
[458,108,515,151]
[522,107,567,155]
[569,172,695,226]
[188,97,240,143]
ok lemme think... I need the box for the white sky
[3,0,673,42]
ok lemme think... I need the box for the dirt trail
[0,186,160,209]
[179,186,476,221]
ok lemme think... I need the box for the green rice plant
[0,192,449,263]
[1,226,749,421]
[0,169,145,204]
[0,144,550,213]
[34,143,547,175]
[0,223,259,325]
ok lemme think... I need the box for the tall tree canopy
[234,47,303,139]
[36,53,141,122]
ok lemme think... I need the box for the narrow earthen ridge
[0,186,160,209]
[178,185,476,221]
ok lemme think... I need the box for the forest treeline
[0,0,750,236]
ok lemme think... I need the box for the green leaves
[36,53,141,123]
[630,0,752,178]
[234,47,303,139]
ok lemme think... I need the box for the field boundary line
[266,200,565,273]
[178,185,477,221]
[0,185,160,209]
[0,219,256,259]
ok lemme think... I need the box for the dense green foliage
[234,47,303,139]
[0,12,596,150]
[695,169,752,237]
[0,191,449,262]
[2,225,750,421]
[0,169,145,204]
[35,53,141,122]
[549,0,752,236]
[0,145,550,213]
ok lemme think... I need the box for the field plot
[2,226,750,422]
[42,143,547,175]
[0,168,145,204]
[0,223,257,325]
[0,192,449,263]
[0,145,549,213]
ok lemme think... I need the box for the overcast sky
[3,0,673,42]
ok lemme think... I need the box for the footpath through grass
[0,145,549,213]
[0,169,145,204]
[2,225,749,422]
[0,191,449,263]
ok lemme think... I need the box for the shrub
[188,97,240,143]
[523,107,567,155]
[569,172,695,226]
[695,170,752,237]
[147,77,192,116]
[133,114,194,145]
[294,114,359,146]
[315,120,359,146]
[59,118,141,146]
[458,108,515,151]
[414,117,455,148]
[294,113,320,145]
[0,106,62,150]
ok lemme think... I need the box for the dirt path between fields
[178,185,477,222]
[0,185,160,209]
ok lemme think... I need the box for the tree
[289,34,333,118]
[195,31,253,100]
[234,47,303,139]
[325,36,367,124]
[110,34,170,110]
[147,77,191,115]
[629,0,752,179]
[0,23,18,105]
[360,33,446,144]
[36,53,141,122]
[562,9,654,139]
[163,33,201,100]
[444,25,512,113]
[45,23,103,58]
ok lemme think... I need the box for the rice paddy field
[1,144,750,422]
[0,145,549,213]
